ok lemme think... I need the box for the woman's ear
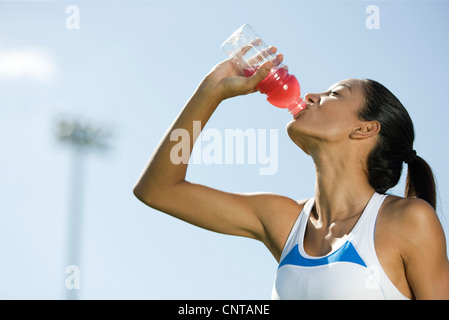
[350,120,380,139]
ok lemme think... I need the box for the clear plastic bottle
[221,24,307,117]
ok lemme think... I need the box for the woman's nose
[304,93,320,104]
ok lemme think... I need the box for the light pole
[56,116,112,300]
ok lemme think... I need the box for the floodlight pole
[56,117,111,300]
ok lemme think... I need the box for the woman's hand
[199,47,283,101]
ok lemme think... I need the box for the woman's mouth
[293,105,308,119]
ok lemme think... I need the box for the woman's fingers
[246,46,278,66]
[243,60,274,89]
[237,38,264,58]
[271,53,283,67]
[235,41,282,68]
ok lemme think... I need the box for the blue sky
[0,0,448,299]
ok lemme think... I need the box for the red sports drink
[221,24,306,116]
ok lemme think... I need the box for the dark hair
[358,79,436,209]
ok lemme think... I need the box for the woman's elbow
[133,183,156,207]
[133,179,180,209]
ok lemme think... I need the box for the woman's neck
[311,144,376,228]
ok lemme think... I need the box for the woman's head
[287,78,369,149]
[287,78,436,209]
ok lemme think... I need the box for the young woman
[133,49,449,299]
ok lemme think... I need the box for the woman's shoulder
[254,194,310,261]
[378,195,443,245]
[381,195,436,222]
[295,197,311,207]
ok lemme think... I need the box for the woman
[133,49,449,299]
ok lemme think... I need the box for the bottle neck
[287,98,307,116]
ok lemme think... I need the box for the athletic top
[271,192,409,300]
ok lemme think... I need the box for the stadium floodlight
[56,116,113,300]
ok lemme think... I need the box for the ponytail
[359,79,437,209]
[405,155,437,210]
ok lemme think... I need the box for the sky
[0,0,448,299]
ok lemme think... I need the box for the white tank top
[271,192,409,300]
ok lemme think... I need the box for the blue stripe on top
[278,241,367,269]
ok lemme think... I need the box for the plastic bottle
[221,24,307,117]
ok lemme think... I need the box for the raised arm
[133,56,302,260]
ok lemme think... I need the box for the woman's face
[286,78,367,153]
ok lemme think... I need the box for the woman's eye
[330,91,339,96]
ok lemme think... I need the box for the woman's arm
[133,57,302,260]
[383,198,449,299]
[400,199,449,299]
